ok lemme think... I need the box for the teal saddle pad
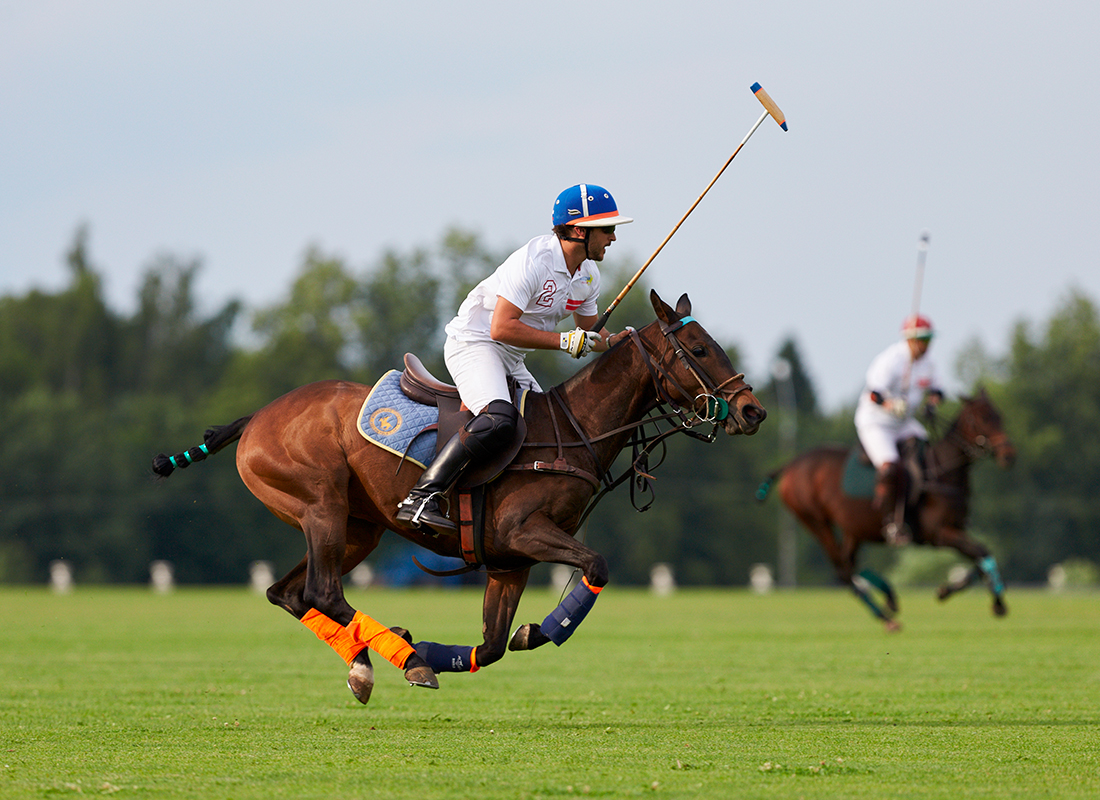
[841,449,876,498]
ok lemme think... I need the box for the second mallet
[591,82,788,332]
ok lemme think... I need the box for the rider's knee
[462,400,519,457]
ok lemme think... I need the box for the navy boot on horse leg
[396,399,519,534]
[872,462,908,546]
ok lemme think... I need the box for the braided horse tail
[151,416,253,479]
[754,465,786,502]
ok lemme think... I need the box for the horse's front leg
[403,568,532,674]
[932,527,1007,617]
[502,512,610,652]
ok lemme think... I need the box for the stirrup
[397,491,456,532]
[883,521,911,547]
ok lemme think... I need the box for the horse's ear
[675,293,692,317]
[651,289,675,324]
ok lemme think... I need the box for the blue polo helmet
[552,184,633,227]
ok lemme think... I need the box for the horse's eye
[691,345,706,358]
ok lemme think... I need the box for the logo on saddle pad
[368,408,403,436]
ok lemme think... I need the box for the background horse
[756,389,1015,631]
[152,291,765,704]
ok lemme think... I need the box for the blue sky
[3,2,1098,410]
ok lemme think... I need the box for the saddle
[851,438,925,501]
[849,438,927,541]
[398,354,527,489]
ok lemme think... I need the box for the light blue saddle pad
[356,370,532,470]
[356,370,439,469]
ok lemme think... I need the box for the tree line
[2,226,1098,587]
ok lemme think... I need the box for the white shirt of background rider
[444,234,600,357]
[855,339,940,430]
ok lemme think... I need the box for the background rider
[854,314,943,545]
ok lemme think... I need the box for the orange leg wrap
[300,610,416,669]
[301,608,367,666]
[346,611,416,669]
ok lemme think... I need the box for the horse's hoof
[936,584,951,601]
[509,623,550,651]
[404,654,439,690]
[347,653,374,705]
[884,619,903,633]
[993,598,1008,617]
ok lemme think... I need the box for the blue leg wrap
[979,556,1005,596]
[414,641,477,673]
[541,580,601,646]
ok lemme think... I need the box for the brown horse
[756,389,1015,631]
[152,291,765,703]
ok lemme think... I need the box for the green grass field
[2,584,1097,799]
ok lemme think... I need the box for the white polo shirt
[855,340,940,428]
[444,234,601,356]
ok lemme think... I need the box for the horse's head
[954,388,1016,468]
[646,290,766,436]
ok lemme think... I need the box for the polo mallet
[900,229,931,419]
[911,229,931,319]
[591,82,788,332]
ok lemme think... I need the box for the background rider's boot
[873,463,907,545]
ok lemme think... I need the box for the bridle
[516,313,756,516]
[634,313,755,429]
[924,406,1011,481]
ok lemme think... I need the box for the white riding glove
[890,397,909,420]
[560,328,602,359]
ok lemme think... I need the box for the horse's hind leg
[791,510,900,631]
[266,517,438,703]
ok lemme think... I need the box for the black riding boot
[872,462,908,546]
[396,399,519,534]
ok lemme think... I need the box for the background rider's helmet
[901,314,935,340]
[552,184,634,227]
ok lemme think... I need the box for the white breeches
[444,336,542,415]
[855,417,928,468]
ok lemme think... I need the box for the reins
[512,316,752,519]
[441,313,753,578]
[922,407,1008,491]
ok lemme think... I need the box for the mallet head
[751,82,788,131]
